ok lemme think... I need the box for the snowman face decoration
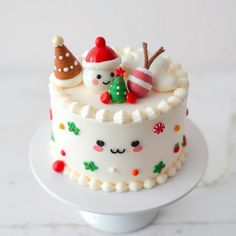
[83,69,115,94]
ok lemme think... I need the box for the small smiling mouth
[110,148,126,154]
[103,81,110,85]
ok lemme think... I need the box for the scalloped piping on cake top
[49,63,189,124]
[50,141,187,192]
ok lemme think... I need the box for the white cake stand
[29,119,208,233]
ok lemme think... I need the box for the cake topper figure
[51,35,83,88]
[82,37,121,94]
[127,43,165,97]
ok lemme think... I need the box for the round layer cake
[49,36,189,192]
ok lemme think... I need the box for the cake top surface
[49,36,189,123]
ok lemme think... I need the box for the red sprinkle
[132,169,139,176]
[52,160,65,172]
[49,108,53,120]
[60,150,66,156]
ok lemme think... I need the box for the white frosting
[113,110,131,124]
[115,182,128,192]
[89,179,102,190]
[145,106,159,120]
[78,175,89,186]
[101,182,115,192]
[156,174,168,184]
[95,109,113,122]
[132,109,146,123]
[80,105,96,118]
[143,179,156,189]
[167,167,177,177]
[69,170,79,180]
[129,182,143,192]
[157,100,171,113]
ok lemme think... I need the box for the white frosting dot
[58,68,62,72]
[156,174,168,184]
[167,167,177,177]
[129,182,143,191]
[117,86,120,89]
[59,55,63,60]
[63,67,69,72]
[116,182,128,192]
[69,170,79,181]
[116,92,120,95]
[74,60,78,66]
[143,179,156,189]
[101,182,115,192]
[78,175,89,186]
[66,52,70,57]
[89,179,101,190]
[108,166,118,174]
[70,65,74,69]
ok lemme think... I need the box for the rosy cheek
[133,145,143,152]
[93,145,103,152]
[92,79,99,85]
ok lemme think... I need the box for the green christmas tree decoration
[153,161,166,174]
[109,67,127,103]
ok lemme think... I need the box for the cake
[49,36,189,192]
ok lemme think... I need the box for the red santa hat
[83,37,121,70]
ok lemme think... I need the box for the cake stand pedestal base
[80,209,159,233]
[29,119,208,234]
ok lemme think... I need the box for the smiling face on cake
[82,37,121,94]
[93,139,144,154]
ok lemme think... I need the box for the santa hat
[83,37,121,70]
[51,36,82,88]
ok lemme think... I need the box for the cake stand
[29,119,208,233]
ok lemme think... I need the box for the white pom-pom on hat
[52,35,64,47]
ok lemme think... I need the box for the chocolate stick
[142,42,149,69]
[148,47,165,69]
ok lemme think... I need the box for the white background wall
[0,0,235,72]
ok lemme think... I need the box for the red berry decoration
[153,122,165,134]
[60,150,66,156]
[100,91,110,104]
[52,160,65,172]
[126,91,137,104]
[174,143,180,153]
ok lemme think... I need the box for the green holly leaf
[153,161,166,174]
[67,122,80,135]
[83,161,98,172]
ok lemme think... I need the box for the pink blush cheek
[133,145,143,152]
[93,145,103,152]
[92,79,99,85]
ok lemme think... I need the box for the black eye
[131,140,140,147]
[110,72,115,77]
[96,74,102,79]
[96,140,105,147]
